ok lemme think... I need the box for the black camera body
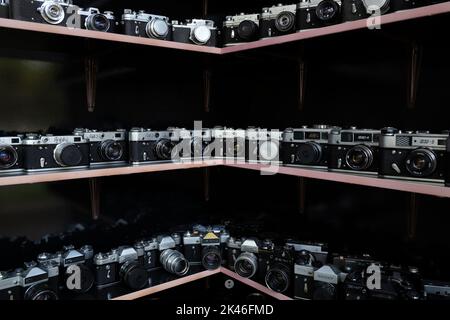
[0,135,23,173]
[134,239,159,271]
[201,231,223,270]
[22,134,90,172]
[260,4,297,38]
[282,125,337,169]
[37,245,94,294]
[246,128,282,163]
[10,0,76,26]
[129,128,176,164]
[74,129,127,167]
[172,19,218,46]
[77,7,116,33]
[93,246,148,290]
[262,244,295,294]
[223,13,260,46]
[0,0,9,18]
[0,261,59,300]
[296,0,342,31]
[122,9,171,40]
[379,128,446,183]
[328,127,380,175]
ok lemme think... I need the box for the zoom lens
[119,261,148,290]
[0,145,18,169]
[345,145,374,171]
[86,13,110,32]
[316,0,340,21]
[160,249,190,276]
[100,140,123,161]
[234,252,258,278]
[40,2,65,25]
[406,148,437,177]
[201,246,222,270]
[238,20,258,41]
[54,143,83,167]
[275,11,295,32]
[296,142,322,165]
[146,18,169,39]
[265,263,291,293]
[24,284,58,300]
[155,139,174,160]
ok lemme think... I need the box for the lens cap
[59,144,83,166]
[238,20,258,41]
[297,143,321,165]
[192,25,212,44]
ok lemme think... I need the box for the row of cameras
[1,224,448,300]
[0,0,445,47]
[0,126,450,186]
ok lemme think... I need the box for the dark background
[0,0,450,281]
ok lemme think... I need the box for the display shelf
[0,3,449,55]
[0,160,222,187]
[225,162,450,198]
[114,268,293,301]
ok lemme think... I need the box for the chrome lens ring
[345,144,373,171]
[40,2,65,25]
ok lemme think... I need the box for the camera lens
[54,143,83,167]
[86,13,110,32]
[100,140,123,161]
[160,249,190,276]
[275,11,295,32]
[406,148,437,177]
[237,20,259,41]
[147,18,169,39]
[316,0,340,22]
[345,145,373,171]
[155,139,174,160]
[191,25,212,45]
[0,145,18,169]
[40,2,65,25]
[265,263,291,293]
[259,141,279,161]
[119,261,148,290]
[234,252,258,278]
[24,284,58,300]
[296,142,322,165]
[201,246,222,270]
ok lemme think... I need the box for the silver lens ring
[160,249,190,276]
[40,2,65,25]
[191,25,211,45]
[86,13,110,31]
[146,18,169,39]
[345,144,373,171]
[234,252,258,278]
[265,266,290,293]
[406,148,438,177]
[0,145,18,169]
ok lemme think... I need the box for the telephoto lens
[160,249,190,276]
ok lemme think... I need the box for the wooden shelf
[0,3,449,55]
[225,162,450,198]
[114,267,293,301]
[0,160,222,187]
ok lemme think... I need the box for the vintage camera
[0,135,23,173]
[158,235,189,276]
[0,0,9,18]
[10,0,76,26]
[260,4,296,38]
[0,261,59,300]
[223,13,260,46]
[342,0,391,22]
[77,7,116,32]
[391,0,426,12]
[200,231,223,270]
[122,9,171,40]
[313,264,347,300]
[73,129,127,166]
[282,125,337,169]
[134,239,159,271]
[37,245,94,293]
[296,0,342,31]
[22,133,90,171]
[234,239,263,279]
[93,246,148,290]
[172,19,218,46]
[379,127,447,183]
[129,128,175,164]
[262,244,295,294]
[424,280,450,300]
[183,230,202,266]
[328,127,380,175]
[246,128,283,163]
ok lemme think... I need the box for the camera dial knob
[381,127,398,135]
[313,124,328,129]
[301,125,308,129]
[349,126,357,130]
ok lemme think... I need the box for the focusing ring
[345,144,374,171]
[315,0,340,22]
[234,252,258,278]
[40,2,65,25]
[86,13,110,32]
[275,11,295,32]
[146,18,169,39]
[0,145,18,169]
[155,139,174,160]
[24,284,58,300]
[100,140,123,161]
[265,263,291,293]
[406,148,437,177]
[201,246,222,270]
